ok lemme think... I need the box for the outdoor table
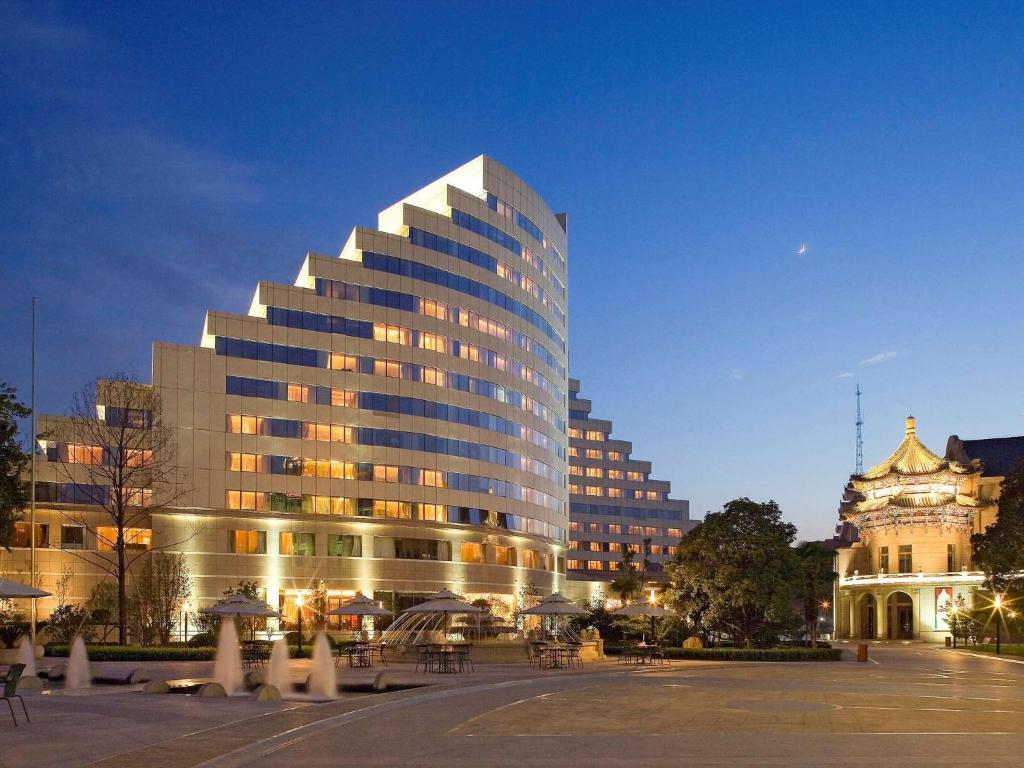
[540,645,569,669]
[345,643,372,668]
[429,646,460,674]
[626,644,662,665]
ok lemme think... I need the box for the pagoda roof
[857,416,966,480]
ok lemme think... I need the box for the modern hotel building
[13,156,574,623]
[564,378,694,594]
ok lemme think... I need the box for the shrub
[47,604,94,645]
[0,611,28,649]
[186,632,216,648]
[46,644,217,661]
[603,645,842,662]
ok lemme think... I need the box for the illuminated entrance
[887,592,914,640]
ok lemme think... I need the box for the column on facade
[876,591,887,640]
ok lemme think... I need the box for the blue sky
[2,2,1022,539]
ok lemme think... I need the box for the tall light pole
[994,593,1003,655]
[29,298,37,645]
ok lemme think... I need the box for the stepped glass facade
[564,379,693,596]
[834,416,1008,642]
[14,156,572,628]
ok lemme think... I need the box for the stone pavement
[6,646,1024,767]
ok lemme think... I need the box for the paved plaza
[6,646,1024,767]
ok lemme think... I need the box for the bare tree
[130,552,192,646]
[51,374,191,644]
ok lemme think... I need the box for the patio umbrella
[328,593,394,635]
[0,578,50,599]
[200,594,281,641]
[401,589,483,641]
[327,593,394,618]
[522,592,588,640]
[199,594,280,618]
[610,602,675,642]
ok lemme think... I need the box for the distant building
[833,416,1024,642]
[564,378,695,597]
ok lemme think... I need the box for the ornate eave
[847,502,976,533]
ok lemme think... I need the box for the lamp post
[295,593,305,655]
[994,593,1003,655]
[949,602,958,649]
[819,600,830,647]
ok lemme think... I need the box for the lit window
[230,530,266,555]
[12,523,48,548]
[97,526,150,551]
[585,467,603,478]
[280,532,315,556]
[460,542,484,563]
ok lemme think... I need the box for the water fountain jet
[66,635,92,689]
[17,635,37,679]
[267,637,290,695]
[306,631,335,700]
[212,618,242,694]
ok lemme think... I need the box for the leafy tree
[609,537,652,604]
[0,383,30,550]
[942,594,981,647]
[50,374,192,644]
[667,498,799,647]
[794,541,837,648]
[972,460,1024,596]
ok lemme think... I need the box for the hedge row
[604,646,843,662]
[46,645,217,661]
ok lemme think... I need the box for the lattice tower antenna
[855,383,864,475]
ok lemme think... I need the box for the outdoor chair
[566,643,583,669]
[456,646,474,673]
[1,664,30,727]
[414,645,435,674]
[528,642,546,668]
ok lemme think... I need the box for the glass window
[12,523,48,548]
[898,545,913,573]
[460,542,484,563]
[60,525,85,549]
[879,546,889,573]
[280,532,315,556]
[947,543,955,572]
[494,545,513,566]
[327,534,361,557]
[96,526,150,551]
[230,530,267,555]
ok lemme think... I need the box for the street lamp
[295,593,305,655]
[949,602,959,649]
[994,593,1003,655]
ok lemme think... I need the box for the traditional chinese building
[834,416,1024,642]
